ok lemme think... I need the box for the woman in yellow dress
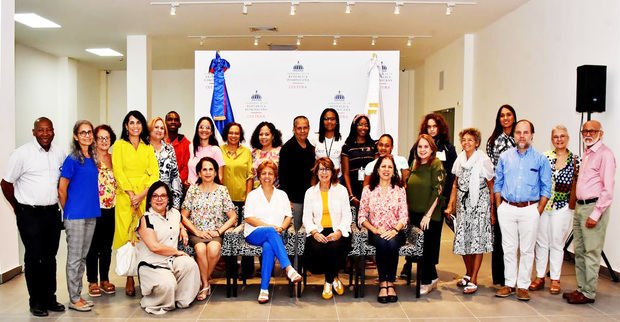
[112,110,159,296]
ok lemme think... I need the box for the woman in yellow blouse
[112,110,159,296]
[220,122,253,212]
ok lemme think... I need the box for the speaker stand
[564,232,619,282]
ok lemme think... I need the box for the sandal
[377,286,389,304]
[286,267,302,283]
[457,275,470,287]
[463,283,478,294]
[258,289,270,304]
[196,285,211,301]
[88,282,101,297]
[387,285,398,302]
[100,281,116,294]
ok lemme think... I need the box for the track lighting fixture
[371,36,377,46]
[446,2,455,15]
[394,1,403,15]
[170,2,179,15]
[345,1,354,14]
[254,36,260,45]
[296,36,302,45]
[333,36,339,46]
[290,1,299,15]
[407,37,412,46]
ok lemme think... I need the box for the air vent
[268,44,297,51]
[249,26,278,32]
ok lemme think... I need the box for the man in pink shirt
[564,120,616,304]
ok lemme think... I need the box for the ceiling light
[170,2,179,15]
[345,2,354,14]
[333,36,339,46]
[296,36,302,46]
[407,37,412,46]
[446,2,455,15]
[14,13,61,28]
[85,48,123,57]
[371,37,377,46]
[254,36,260,46]
[394,1,403,15]
[242,1,251,15]
[290,1,299,15]
[200,36,206,46]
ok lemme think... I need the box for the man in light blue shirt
[493,120,551,301]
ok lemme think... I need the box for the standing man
[1,117,66,316]
[493,120,551,301]
[279,116,315,230]
[564,120,615,304]
[165,111,191,188]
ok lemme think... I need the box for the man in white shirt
[1,117,66,317]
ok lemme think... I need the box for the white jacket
[302,183,352,237]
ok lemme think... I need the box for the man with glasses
[564,120,616,304]
[1,117,66,316]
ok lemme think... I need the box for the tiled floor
[1,224,619,321]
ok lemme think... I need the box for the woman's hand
[350,196,360,207]
[490,207,496,226]
[313,233,328,243]
[380,229,397,240]
[176,250,189,257]
[197,230,211,240]
[420,216,431,231]
[207,230,220,238]
[273,225,283,233]
[326,230,342,242]
[180,229,189,246]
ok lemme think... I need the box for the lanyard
[324,137,334,158]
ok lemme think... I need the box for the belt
[17,203,59,210]
[577,198,598,205]
[502,198,539,208]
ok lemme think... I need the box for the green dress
[406,158,446,221]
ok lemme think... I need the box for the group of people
[1,104,615,316]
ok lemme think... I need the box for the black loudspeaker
[576,65,606,113]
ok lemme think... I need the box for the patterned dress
[154,141,183,208]
[251,146,281,188]
[453,166,494,255]
[181,184,235,232]
[544,149,580,211]
[486,132,516,166]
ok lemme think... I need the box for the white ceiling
[15,0,529,70]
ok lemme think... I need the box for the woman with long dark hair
[310,108,345,173]
[485,104,517,287]
[341,114,376,205]
[250,121,283,188]
[112,110,160,296]
[188,116,225,184]
[58,120,100,311]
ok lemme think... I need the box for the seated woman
[358,155,408,303]
[136,181,200,315]
[302,157,352,300]
[181,157,237,301]
[244,160,302,303]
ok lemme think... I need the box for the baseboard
[599,266,620,281]
[0,266,22,284]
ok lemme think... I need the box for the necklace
[324,137,334,158]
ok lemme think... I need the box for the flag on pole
[209,52,234,135]
[365,53,384,139]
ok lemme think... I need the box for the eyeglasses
[97,136,110,142]
[581,129,600,136]
[318,167,331,172]
[199,125,212,130]
[552,134,568,140]
[78,130,93,137]
[152,193,168,200]
[323,117,336,121]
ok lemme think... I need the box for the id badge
[436,151,446,161]
[358,168,365,181]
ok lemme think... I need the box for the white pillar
[462,34,474,129]
[0,0,21,283]
[126,35,152,117]
[56,57,78,150]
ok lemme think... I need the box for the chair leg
[415,260,421,298]
[354,256,360,298]
[297,256,304,298]
[225,256,232,298]
[360,256,366,298]
[232,256,239,297]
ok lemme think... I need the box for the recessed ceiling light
[85,48,123,57]
[14,13,61,28]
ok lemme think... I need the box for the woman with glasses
[86,125,117,298]
[136,181,200,315]
[302,157,352,300]
[112,110,160,296]
[311,108,345,174]
[188,116,226,185]
[148,117,182,209]
[58,120,100,311]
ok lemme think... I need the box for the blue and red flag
[209,52,234,135]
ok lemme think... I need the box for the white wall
[472,0,620,269]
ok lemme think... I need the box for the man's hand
[585,217,598,228]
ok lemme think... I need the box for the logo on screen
[328,90,351,118]
[293,61,304,71]
[251,90,263,101]
[245,90,268,119]
[288,60,310,89]
[334,91,345,101]
[379,61,393,89]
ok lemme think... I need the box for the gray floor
[1,224,619,321]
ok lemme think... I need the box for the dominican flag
[209,52,235,135]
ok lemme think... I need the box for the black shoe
[30,306,48,317]
[377,286,389,304]
[46,301,66,312]
[387,286,398,302]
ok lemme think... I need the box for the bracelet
[350,195,356,201]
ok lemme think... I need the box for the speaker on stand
[563,64,618,282]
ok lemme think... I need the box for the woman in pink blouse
[358,155,408,304]
[188,117,226,185]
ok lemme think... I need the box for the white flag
[365,54,384,139]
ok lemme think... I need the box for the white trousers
[497,202,540,289]
[534,205,573,280]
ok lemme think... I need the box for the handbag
[115,209,140,276]
[568,156,578,210]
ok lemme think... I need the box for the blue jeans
[246,227,291,290]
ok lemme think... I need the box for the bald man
[1,117,66,316]
[564,120,616,304]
